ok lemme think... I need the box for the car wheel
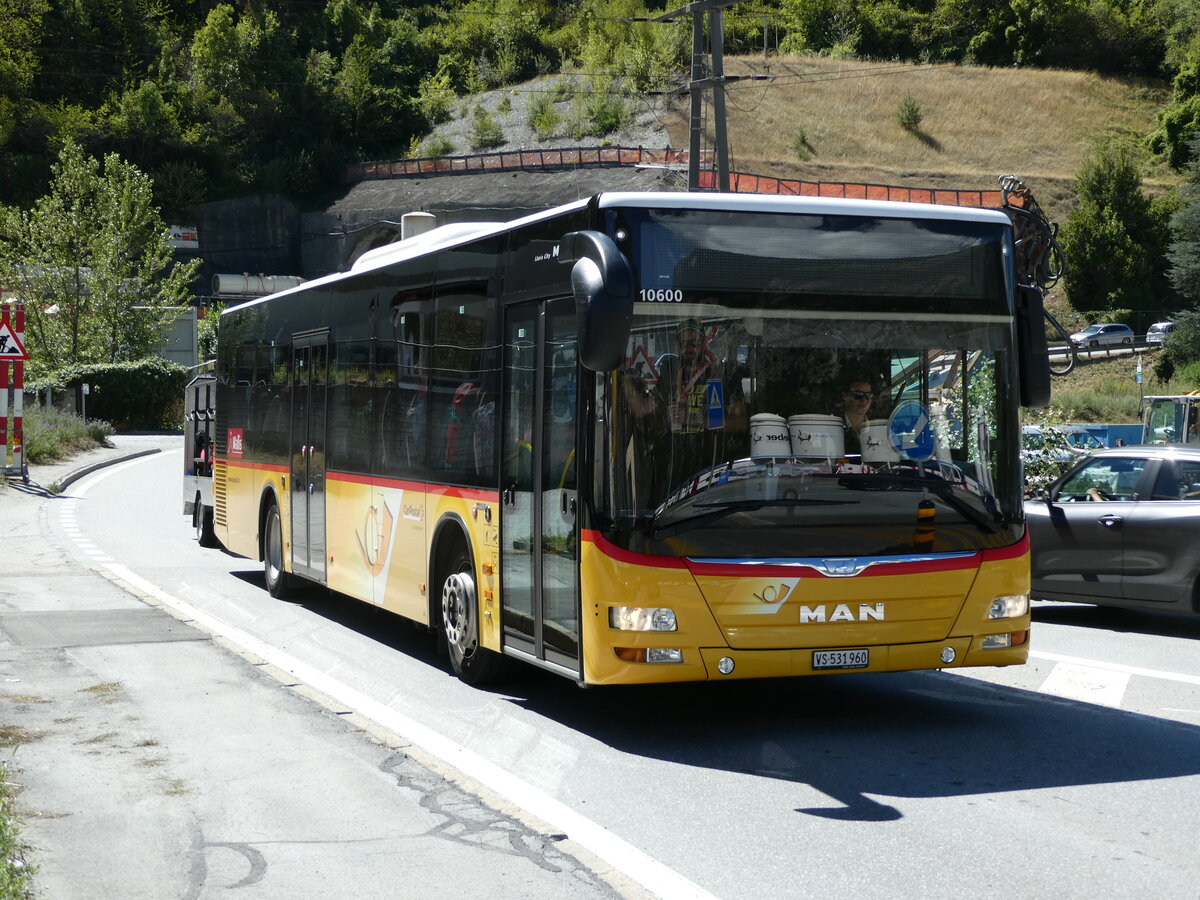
[1089,339,1099,348]
[1121,336,1132,344]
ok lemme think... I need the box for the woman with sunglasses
[841,378,875,456]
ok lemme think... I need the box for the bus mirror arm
[1015,285,1052,409]
[561,230,634,373]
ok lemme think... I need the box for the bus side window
[432,264,499,486]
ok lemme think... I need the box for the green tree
[1059,141,1175,315]
[1165,308,1200,365]
[1168,137,1200,304]
[1149,42,1200,170]
[0,142,201,377]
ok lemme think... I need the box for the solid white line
[1031,650,1200,687]
[102,562,716,900]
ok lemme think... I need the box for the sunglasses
[845,390,873,401]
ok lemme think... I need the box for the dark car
[1025,446,1200,616]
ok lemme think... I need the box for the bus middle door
[500,298,580,675]
[290,332,328,583]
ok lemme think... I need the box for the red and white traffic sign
[0,321,27,360]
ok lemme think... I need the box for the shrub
[792,128,813,160]
[527,94,561,140]
[421,134,455,157]
[897,94,923,132]
[469,107,505,150]
[20,404,114,464]
[415,68,457,127]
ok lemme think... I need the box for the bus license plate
[813,648,869,670]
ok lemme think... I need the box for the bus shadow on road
[221,570,1200,825]
[227,570,446,666]
[505,667,1200,822]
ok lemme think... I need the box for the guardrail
[1050,334,1165,358]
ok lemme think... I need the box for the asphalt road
[16,437,1200,898]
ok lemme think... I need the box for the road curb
[50,447,162,493]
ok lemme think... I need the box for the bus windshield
[594,206,1022,557]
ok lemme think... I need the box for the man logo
[799,603,886,623]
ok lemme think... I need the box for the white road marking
[60,458,717,900]
[102,564,717,900]
[1037,662,1131,707]
[1031,650,1200,688]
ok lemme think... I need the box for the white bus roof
[596,190,1014,225]
[224,191,1011,315]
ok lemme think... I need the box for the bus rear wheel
[263,503,296,599]
[439,545,505,685]
[194,494,218,548]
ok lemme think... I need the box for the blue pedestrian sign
[706,379,725,430]
[888,400,936,461]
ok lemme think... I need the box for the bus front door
[501,298,580,675]
[290,333,328,583]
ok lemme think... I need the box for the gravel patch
[414,74,676,157]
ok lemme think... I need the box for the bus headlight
[988,594,1029,619]
[609,607,678,631]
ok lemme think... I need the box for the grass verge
[1033,347,1196,424]
[0,766,34,898]
[18,406,113,466]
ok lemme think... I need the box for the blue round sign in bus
[888,400,936,461]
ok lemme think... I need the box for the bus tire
[194,495,219,548]
[263,503,296,599]
[438,542,505,685]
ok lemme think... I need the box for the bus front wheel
[264,503,296,599]
[439,545,505,685]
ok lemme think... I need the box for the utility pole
[651,0,744,192]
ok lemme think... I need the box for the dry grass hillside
[663,55,1175,223]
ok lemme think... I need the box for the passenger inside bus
[655,319,748,436]
[619,319,749,494]
[839,377,876,456]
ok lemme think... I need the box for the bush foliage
[27,358,191,431]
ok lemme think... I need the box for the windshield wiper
[651,497,857,540]
[839,471,1002,533]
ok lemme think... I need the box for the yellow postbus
[208,191,1051,685]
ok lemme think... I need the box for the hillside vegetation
[670,55,1175,221]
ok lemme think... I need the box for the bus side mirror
[1016,285,1052,408]
[560,230,634,372]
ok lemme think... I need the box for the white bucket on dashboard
[749,413,792,459]
[787,414,844,459]
[861,419,900,463]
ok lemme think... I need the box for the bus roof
[222,190,1013,316]
[596,190,1014,225]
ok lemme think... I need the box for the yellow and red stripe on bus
[218,456,501,651]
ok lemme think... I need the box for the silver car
[1026,446,1200,615]
[1147,321,1174,345]
[1068,323,1135,348]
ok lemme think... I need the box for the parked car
[1057,425,1106,453]
[1147,321,1175,345]
[1025,445,1200,616]
[1021,425,1081,463]
[1069,323,1135,348]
